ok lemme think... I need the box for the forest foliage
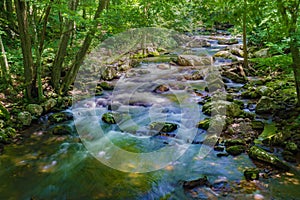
[0,0,299,104]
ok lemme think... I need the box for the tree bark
[51,0,79,92]
[242,0,248,68]
[15,0,36,101]
[0,34,11,83]
[277,0,300,106]
[61,0,109,94]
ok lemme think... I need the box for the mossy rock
[26,104,43,117]
[248,146,289,170]
[51,124,73,135]
[18,111,32,126]
[251,120,264,130]
[255,96,280,114]
[149,122,178,133]
[48,112,73,124]
[102,112,122,124]
[0,104,10,120]
[224,139,246,147]
[285,142,298,153]
[244,168,259,181]
[226,145,246,156]
[43,98,57,113]
[98,82,114,90]
[197,118,210,130]
[202,101,243,118]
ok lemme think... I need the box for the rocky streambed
[0,32,299,199]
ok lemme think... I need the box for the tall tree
[15,0,36,101]
[277,0,300,106]
[60,0,109,94]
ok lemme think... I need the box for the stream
[1,33,300,200]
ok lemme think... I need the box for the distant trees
[0,0,299,105]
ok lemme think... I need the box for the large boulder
[18,111,32,126]
[26,104,43,117]
[255,96,278,114]
[177,55,212,66]
[230,47,244,57]
[214,51,238,61]
[248,146,289,170]
[217,38,239,45]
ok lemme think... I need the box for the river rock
[51,124,73,135]
[157,63,170,70]
[253,48,269,58]
[26,104,43,117]
[149,122,178,133]
[186,37,211,47]
[48,112,73,124]
[255,86,273,97]
[43,98,57,113]
[177,55,212,66]
[222,71,247,83]
[217,38,239,45]
[18,111,32,126]
[248,146,289,170]
[197,118,210,130]
[102,112,119,124]
[183,176,211,189]
[153,84,169,93]
[244,168,259,181]
[202,100,243,118]
[230,47,244,57]
[255,96,278,114]
[285,142,298,153]
[184,70,204,80]
[224,139,245,147]
[101,66,117,81]
[226,145,246,156]
[98,81,114,90]
[214,51,238,61]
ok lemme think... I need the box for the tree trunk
[291,42,300,106]
[51,0,79,92]
[60,0,109,94]
[0,34,11,83]
[15,0,36,101]
[242,0,248,68]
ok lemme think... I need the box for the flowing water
[1,35,299,200]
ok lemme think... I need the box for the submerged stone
[183,176,211,190]
[102,112,122,124]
